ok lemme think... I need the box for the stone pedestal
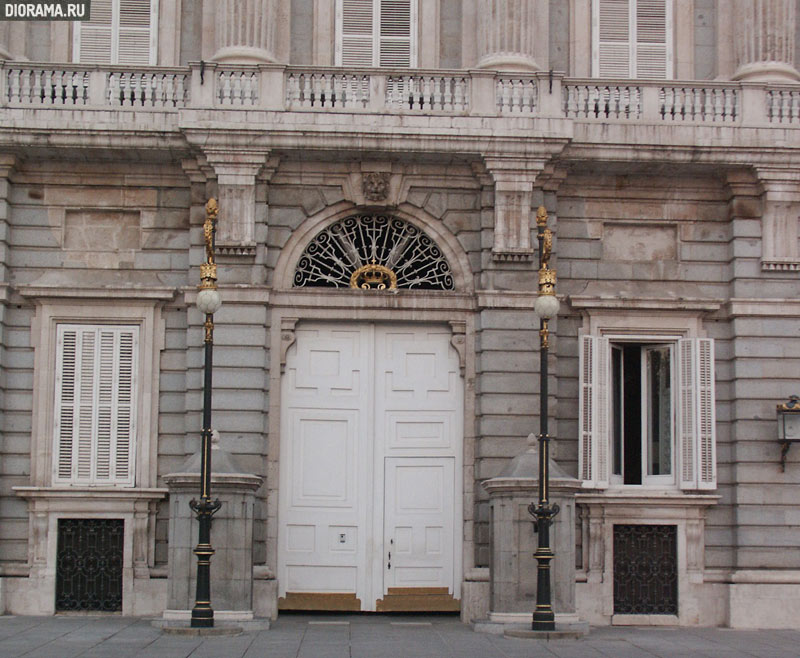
[163,446,263,620]
[482,440,581,622]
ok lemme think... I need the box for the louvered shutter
[75,0,156,65]
[337,0,415,67]
[594,0,631,77]
[118,0,155,66]
[579,335,610,488]
[593,0,672,79]
[677,338,716,490]
[76,0,114,64]
[635,0,671,78]
[379,0,413,67]
[339,0,374,66]
[54,325,138,486]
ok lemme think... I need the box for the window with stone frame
[579,334,715,490]
[336,0,417,67]
[53,324,139,487]
[73,0,158,66]
[592,0,674,79]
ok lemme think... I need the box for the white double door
[278,322,463,611]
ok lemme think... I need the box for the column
[476,0,543,72]
[732,0,800,81]
[212,0,279,64]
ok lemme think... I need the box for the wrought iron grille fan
[293,214,455,290]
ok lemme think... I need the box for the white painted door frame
[278,321,463,611]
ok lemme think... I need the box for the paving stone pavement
[1,614,799,658]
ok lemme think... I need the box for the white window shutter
[115,330,137,484]
[76,0,114,64]
[76,329,97,481]
[593,0,672,79]
[378,0,414,67]
[54,325,138,486]
[339,0,375,66]
[696,338,716,489]
[678,338,716,490]
[55,329,78,481]
[635,0,671,79]
[74,0,156,65]
[579,335,610,488]
[594,0,631,77]
[118,0,156,66]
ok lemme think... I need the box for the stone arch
[272,202,474,292]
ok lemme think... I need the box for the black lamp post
[190,198,223,628]
[528,206,561,632]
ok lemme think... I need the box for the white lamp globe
[534,294,560,320]
[196,288,222,315]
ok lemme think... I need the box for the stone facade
[0,0,799,629]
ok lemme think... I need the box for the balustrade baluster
[453,77,464,111]
[713,88,724,121]
[26,69,37,104]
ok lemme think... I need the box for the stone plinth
[482,439,581,619]
[163,446,263,618]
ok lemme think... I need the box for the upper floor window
[592,0,673,78]
[73,0,158,66]
[580,335,715,490]
[54,324,139,486]
[336,0,417,67]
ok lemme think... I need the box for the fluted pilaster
[732,0,799,81]
[212,0,278,64]
[477,0,539,72]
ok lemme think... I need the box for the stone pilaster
[203,149,277,255]
[754,167,800,273]
[732,0,800,82]
[212,0,280,64]
[483,157,549,261]
[476,0,543,72]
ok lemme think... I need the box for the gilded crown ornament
[350,260,398,290]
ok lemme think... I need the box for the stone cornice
[13,486,169,501]
[568,295,723,312]
[17,285,178,301]
[576,492,720,507]
[726,298,800,317]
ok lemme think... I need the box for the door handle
[387,551,391,569]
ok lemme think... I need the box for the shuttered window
[54,325,139,487]
[592,0,673,78]
[336,0,417,67]
[73,0,157,65]
[579,335,716,490]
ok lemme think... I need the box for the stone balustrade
[2,61,799,127]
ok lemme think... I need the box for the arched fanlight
[293,214,455,291]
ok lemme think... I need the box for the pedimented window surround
[23,295,166,489]
[576,492,720,625]
[572,301,721,624]
[12,292,169,615]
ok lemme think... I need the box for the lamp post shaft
[190,200,222,629]
[531,207,558,632]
